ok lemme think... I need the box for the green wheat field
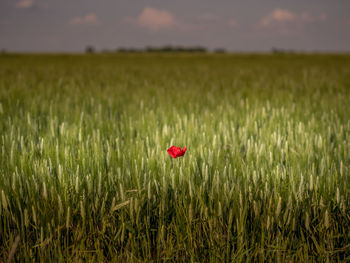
[0,53,350,262]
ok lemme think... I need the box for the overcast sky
[1,0,349,52]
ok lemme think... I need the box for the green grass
[0,53,350,262]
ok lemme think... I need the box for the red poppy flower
[167,146,187,158]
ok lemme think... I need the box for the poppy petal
[167,146,187,158]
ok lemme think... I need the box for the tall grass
[0,53,350,261]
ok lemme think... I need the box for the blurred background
[0,0,350,53]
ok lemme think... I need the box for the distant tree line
[117,45,208,53]
[85,45,97,54]
[271,47,296,54]
[86,45,229,54]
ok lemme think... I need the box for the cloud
[15,0,33,8]
[257,8,327,35]
[259,8,327,27]
[125,7,178,31]
[70,13,100,25]
[259,8,295,27]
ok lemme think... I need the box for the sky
[0,0,350,52]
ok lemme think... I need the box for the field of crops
[0,53,350,262]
